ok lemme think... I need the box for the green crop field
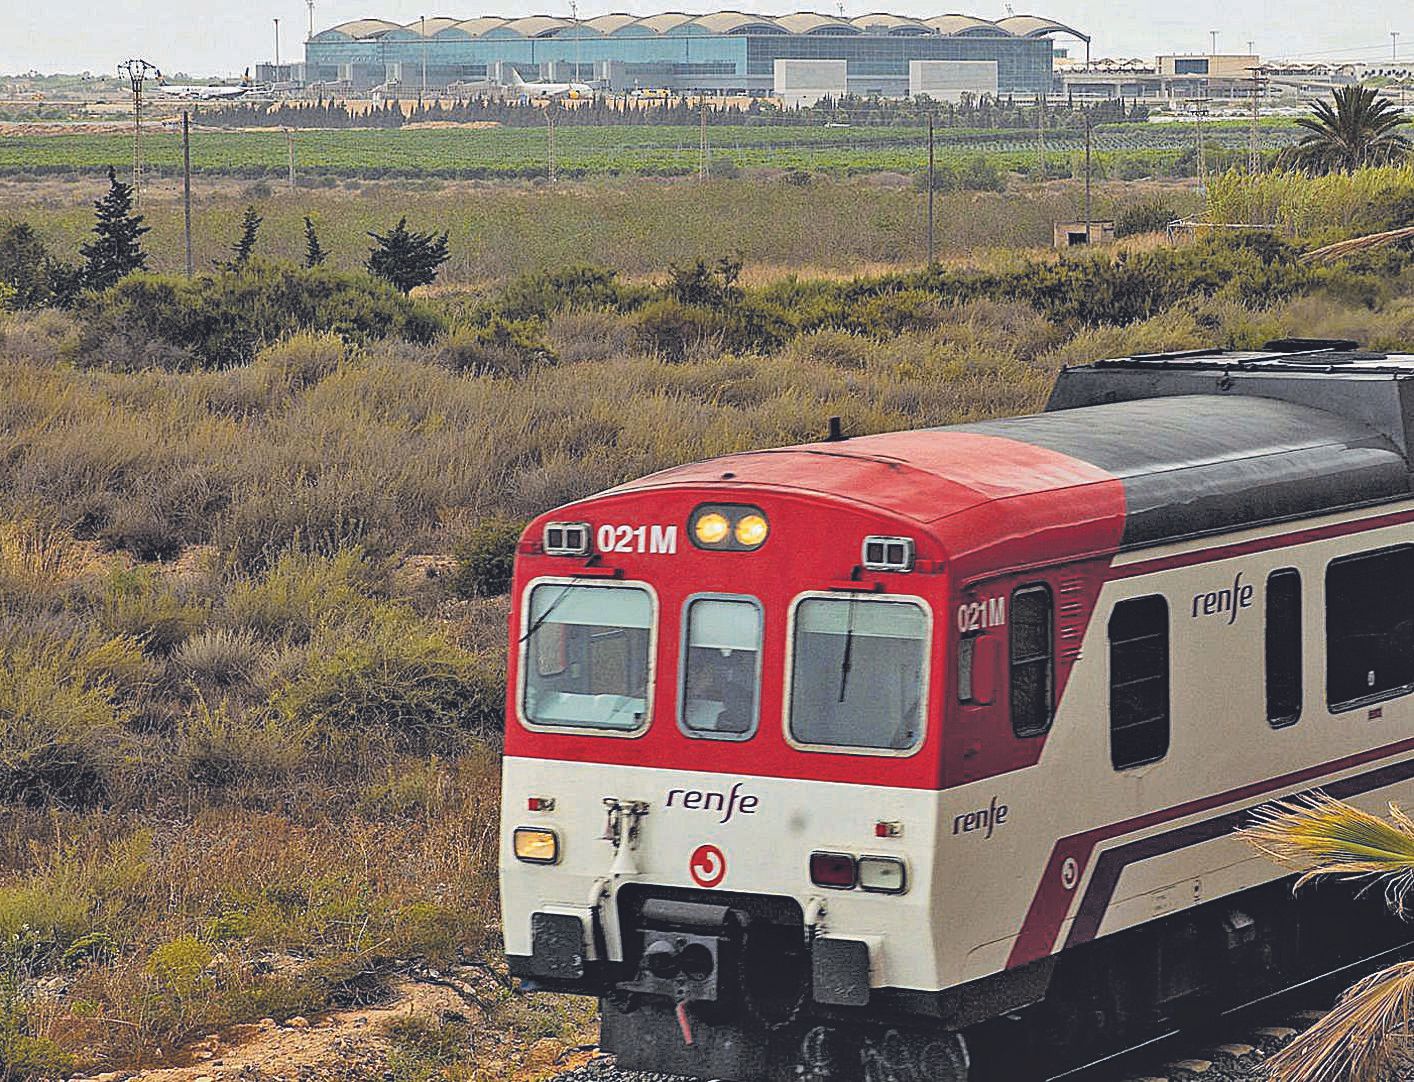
[0,120,1306,179]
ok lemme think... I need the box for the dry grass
[0,223,1410,1076]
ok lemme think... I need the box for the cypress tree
[303,216,328,268]
[79,166,149,290]
[227,205,263,268]
[366,217,449,294]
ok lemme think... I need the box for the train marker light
[543,522,591,557]
[810,851,857,889]
[862,536,915,572]
[693,512,731,546]
[858,856,908,894]
[690,505,770,551]
[527,796,556,812]
[874,820,903,839]
[734,513,769,547]
[513,827,560,865]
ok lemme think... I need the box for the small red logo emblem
[689,844,727,888]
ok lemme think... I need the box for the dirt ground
[69,977,599,1082]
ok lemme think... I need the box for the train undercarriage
[519,877,1414,1081]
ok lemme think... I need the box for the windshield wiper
[837,596,857,704]
[519,583,575,644]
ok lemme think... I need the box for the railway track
[547,940,1414,1082]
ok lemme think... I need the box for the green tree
[79,167,149,291]
[1241,796,1414,1081]
[1287,86,1411,173]
[0,221,81,309]
[226,205,262,268]
[303,216,328,269]
[366,218,450,294]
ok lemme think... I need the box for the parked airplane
[154,69,261,100]
[507,69,596,100]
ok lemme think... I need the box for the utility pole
[1248,69,1261,173]
[1036,92,1045,177]
[1193,97,1210,199]
[420,14,428,106]
[182,110,194,277]
[1083,112,1092,243]
[118,59,158,202]
[274,18,281,69]
[926,112,935,265]
[546,103,557,183]
[699,95,710,180]
[1394,32,1402,62]
[307,0,316,41]
[285,128,297,191]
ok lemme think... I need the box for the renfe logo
[666,782,760,824]
[953,796,1009,839]
[1191,570,1254,625]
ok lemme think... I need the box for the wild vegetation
[1,97,1413,1075]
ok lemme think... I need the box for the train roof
[611,341,1414,567]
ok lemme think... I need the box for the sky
[0,0,1406,77]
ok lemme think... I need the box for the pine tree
[226,205,263,268]
[366,217,450,294]
[303,216,328,269]
[79,166,149,290]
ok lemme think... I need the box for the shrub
[433,318,556,376]
[451,517,524,598]
[173,627,265,689]
[272,609,503,757]
[491,264,632,322]
[74,263,443,370]
[0,641,131,806]
[97,569,206,655]
[1116,200,1178,238]
[146,936,214,1000]
[226,549,382,643]
[176,702,303,788]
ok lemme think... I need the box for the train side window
[1326,546,1414,711]
[1010,584,1054,737]
[679,596,762,740]
[1265,569,1302,727]
[1108,595,1169,770]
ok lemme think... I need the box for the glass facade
[306,20,1059,94]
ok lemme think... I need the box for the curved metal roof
[773,11,857,33]
[849,12,931,32]
[925,14,1005,34]
[997,13,1090,40]
[583,12,640,33]
[325,18,402,38]
[319,10,1085,40]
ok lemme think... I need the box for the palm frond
[1264,960,1414,1082]
[1240,794,1414,914]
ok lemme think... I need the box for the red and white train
[499,340,1414,1079]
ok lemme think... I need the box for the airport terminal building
[305,12,1087,98]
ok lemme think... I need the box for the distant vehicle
[154,68,260,100]
[508,69,596,100]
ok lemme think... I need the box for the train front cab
[499,484,983,1079]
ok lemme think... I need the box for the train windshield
[522,583,653,731]
[680,596,762,739]
[788,596,928,751]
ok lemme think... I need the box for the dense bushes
[74,262,442,370]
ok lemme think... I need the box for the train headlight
[513,827,560,865]
[690,505,769,551]
[734,514,769,548]
[693,512,731,546]
[858,856,908,895]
